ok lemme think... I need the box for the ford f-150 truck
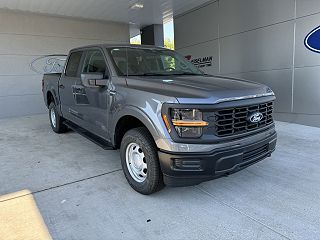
[42,44,277,195]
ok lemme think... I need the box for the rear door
[59,50,84,125]
[73,48,111,139]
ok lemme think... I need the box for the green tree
[164,38,174,50]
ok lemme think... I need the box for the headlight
[169,109,208,138]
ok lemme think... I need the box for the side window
[65,51,83,77]
[82,50,108,76]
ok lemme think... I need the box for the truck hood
[125,75,274,104]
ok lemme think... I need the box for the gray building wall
[0,10,129,119]
[175,0,320,127]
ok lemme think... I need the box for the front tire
[120,127,164,195]
[48,102,67,133]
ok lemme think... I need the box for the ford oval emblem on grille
[248,112,263,123]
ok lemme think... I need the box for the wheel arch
[46,91,55,107]
[112,107,160,149]
[46,88,62,116]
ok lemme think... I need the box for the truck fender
[46,88,62,115]
[111,106,161,146]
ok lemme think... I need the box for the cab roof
[70,43,167,52]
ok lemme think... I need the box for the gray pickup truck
[42,44,277,194]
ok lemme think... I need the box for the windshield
[107,47,203,76]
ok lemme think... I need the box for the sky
[163,20,174,40]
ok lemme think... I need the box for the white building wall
[0,10,129,118]
[175,0,320,128]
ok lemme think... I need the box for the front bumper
[158,132,277,187]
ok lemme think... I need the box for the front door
[73,49,111,140]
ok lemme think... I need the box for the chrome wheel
[125,142,147,183]
[50,108,56,128]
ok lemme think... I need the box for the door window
[65,51,83,77]
[82,50,108,76]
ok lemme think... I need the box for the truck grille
[208,101,274,137]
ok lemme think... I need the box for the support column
[141,24,164,47]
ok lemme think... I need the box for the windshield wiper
[142,73,170,76]
[128,73,171,76]
[170,72,203,76]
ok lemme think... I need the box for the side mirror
[81,73,108,87]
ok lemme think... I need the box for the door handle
[72,86,84,93]
[59,84,65,89]
[108,90,116,96]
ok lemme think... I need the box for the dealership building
[0,0,320,128]
[2,1,320,239]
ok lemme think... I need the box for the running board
[64,121,114,150]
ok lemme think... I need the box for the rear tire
[49,102,68,133]
[120,127,164,195]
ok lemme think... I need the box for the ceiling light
[131,3,144,9]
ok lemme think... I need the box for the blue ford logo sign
[248,112,263,123]
[305,26,320,53]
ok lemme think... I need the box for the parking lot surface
[1,114,319,240]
